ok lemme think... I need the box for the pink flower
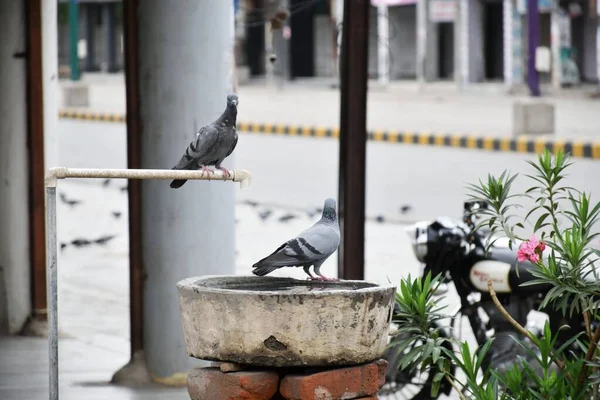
[517,235,545,264]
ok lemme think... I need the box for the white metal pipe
[46,186,58,400]
[44,166,251,399]
[44,167,252,188]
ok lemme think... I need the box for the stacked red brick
[187,359,388,400]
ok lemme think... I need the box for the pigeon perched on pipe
[252,198,341,281]
[169,94,239,189]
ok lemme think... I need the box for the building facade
[57,0,598,88]
[237,0,599,88]
[57,0,123,76]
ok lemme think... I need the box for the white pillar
[265,0,277,87]
[510,0,524,85]
[0,0,31,334]
[458,0,470,89]
[417,0,428,89]
[136,0,236,381]
[333,0,344,81]
[377,5,390,85]
[43,0,59,173]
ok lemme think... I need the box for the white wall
[0,0,31,334]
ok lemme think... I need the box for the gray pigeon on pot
[252,198,341,281]
[169,94,239,189]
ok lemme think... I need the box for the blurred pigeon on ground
[169,94,239,189]
[59,193,83,208]
[278,213,297,223]
[243,199,259,207]
[252,198,341,281]
[399,205,412,214]
[258,209,272,222]
[94,234,117,246]
[111,211,122,219]
[71,238,92,248]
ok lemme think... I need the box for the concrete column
[84,4,96,72]
[136,0,236,382]
[43,0,60,175]
[424,18,439,81]
[416,0,427,88]
[377,5,390,84]
[456,0,470,88]
[334,0,344,81]
[103,2,117,72]
[507,0,524,87]
[0,0,30,334]
[264,0,277,87]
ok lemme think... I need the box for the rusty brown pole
[26,0,48,322]
[122,0,144,356]
[337,0,369,280]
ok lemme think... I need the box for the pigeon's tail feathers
[251,264,279,277]
[169,159,196,189]
[170,179,187,189]
[251,242,289,276]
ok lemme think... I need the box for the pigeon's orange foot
[317,275,339,282]
[218,167,231,179]
[200,165,215,178]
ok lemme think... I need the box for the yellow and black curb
[59,109,126,123]
[59,109,600,160]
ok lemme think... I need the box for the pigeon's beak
[231,99,238,107]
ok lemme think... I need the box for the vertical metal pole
[68,0,80,81]
[527,0,540,96]
[46,186,58,400]
[338,0,369,281]
[27,0,49,323]
[122,0,144,358]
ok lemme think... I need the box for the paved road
[5,118,597,399]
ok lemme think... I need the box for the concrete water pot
[176,275,396,367]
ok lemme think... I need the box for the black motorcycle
[380,200,586,399]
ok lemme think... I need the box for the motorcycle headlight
[404,222,429,263]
